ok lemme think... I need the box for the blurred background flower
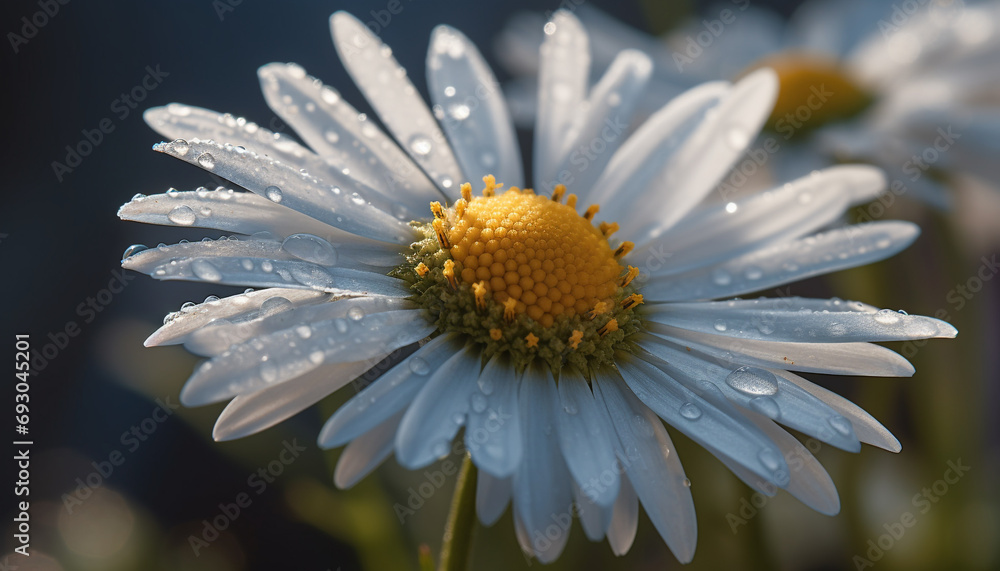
[2,1,997,570]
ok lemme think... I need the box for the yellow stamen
[566,194,577,208]
[454,198,467,219]
[568,330,584,350]
[482,174,502,197]
[430,201,445,219]
[598,318,619,337]
[473,281,489,311]
[614,241,634,260]
[583,204,599,222]
[503,298,518,323]
[621,293,644,310]
[599,221,620,238]
[490,328,503,341]
[443,259,457,289]
[524,332,539,348]
[415,262,429,277]
[620,265,639,287]
[460,182,472,202]
[552,184,566,203]
[588,301,609,320]
[433,218,450,249]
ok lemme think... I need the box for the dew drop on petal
[829,415,853,436]
[409,357,430,376]
[259,296,292,317]
[281,233,338,265]
[679,402,702,420]
[749,396,780,417]
[295,325,312,339]
[757,448,782,471]
[409,135,433,156]
[470,393,488,413]
[173,139,190,156]
[265,186,284,203]
[714,319,727,332]
[191,260,222,282]
[167,205,197,226]
[725,366,779,396]
[309,350,325,365]
[874,308,901,324]
[197,153,216,169]
[122,244,147,260]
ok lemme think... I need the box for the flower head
[120,10,956,564]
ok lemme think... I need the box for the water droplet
[829,415,853,436]
[173,139,190,156]
[259,296,292,317]
[295,325,312,339]
[679,402,702,420]
[744,266,763,280]
[682,478,692,488]
[749,396,780,417]
[443,85,456,97]
[563,403,578,415]
[714,319,727,332]
[167,205,197,226]
[191,260,222,281]
[409,135,432,156]
[324,130,340,144]
[308,350,324,365]
[334,318,349,334]
[471,393,488,413]
[448,104,470,120]
[281,233,338,265]
[350,192,366,205]
[259,363,278,383]
[758,448,782,471]
[409,357,430,376]
[290,265,335,289]
[725,202,738,214]
[197,153,216,169]
[725,366,779,396]
[122,244,147,260]
[261,260,274,273]
[347,306,365,321]
[265,186,283,203]
[199,207,212,217]
[712,268,732,286]
[874,308,901,325]
[240,259,254,271]
[543,21,556,35]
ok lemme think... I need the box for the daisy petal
[534,10,590,189]
[643,298,957,343]
[395,344,482,469]
[213,358,373,441]
[647,323,915,377]
[741,411,840,515]
[334,410,405,489]
[427,25,524,188]
[319,335,459,449]
[330,11,465,196]
[573,481,611,541]
[636,335,861,451]
[143,288,331,348]
[154,138,414,245]
[545,49,652,196]
[476,472,512,526]
[257,62,441,213]
[464,355,523,479]
[122,238,407,296]
[617,69,778,242]
[642,221,921,301]
[555,367,620,508]
[637,166,887,274]
[606,469,639,556]
[594,373,697,562]
[613,354,791,487]
[181,308,433,406]
[772,368,901,452]
[513,364,573,563]
[589,80,729,218]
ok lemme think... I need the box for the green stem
[437,454,478,571]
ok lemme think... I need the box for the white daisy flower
[120,10,956,564]
[497,0,1000,208]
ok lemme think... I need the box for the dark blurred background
[2,1,997,570]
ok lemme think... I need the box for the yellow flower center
[443,179,628,329]
[746,52,873,136]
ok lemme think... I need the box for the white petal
[643,298,957,343]
[181,309,433,405]
[154,138,414,245]
[772,368,901,452]
[637,166,888,274]
[464,355,522,478]
[636,335,861,451]
[513,364,573,563]
[534,10,590,189]
[427,26,523,188]
[144,288,331,348]
[606,465,638,556]
[319,335,459,448]
[641,221,921,302]
[395,344,482,469]
[594,373,697,563]
[122,238,407,296]
[573,480,610,541]
[613,354,790,487]
[213,358,373,442]
[555,367,620,507]
[257,63,442,214]
[647,323,916,377]
[543,49,652,196]
[589,80,729,218]
[476,472,512,526]
[615,69,778,242]
[330,12,465,196]
[334,409,404,489]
